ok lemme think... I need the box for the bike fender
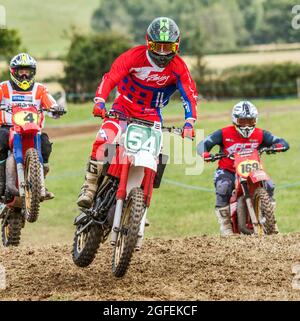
[248,170,269,184]
[126,166,145,196]
[132,150,157,172]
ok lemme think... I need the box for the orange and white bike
[206,147,285,235]
[0,103,65,246]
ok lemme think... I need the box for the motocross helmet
[146,17,180,68]
[10,53,37,91]
[232,101,258,138]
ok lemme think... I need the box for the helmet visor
[236,118,256,127]
[148,41,179,55]
[12,67,35,81]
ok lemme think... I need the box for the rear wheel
[1,208,23,246]
[253,187,276,235]
[112,187,145,278]
[24,148,41,223]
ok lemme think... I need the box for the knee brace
[41,133,53,163]
[0,128,10,161]
[265,180,275,198]
[215,179,234,208]
[91,121,121,161]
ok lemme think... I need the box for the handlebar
[49,107,67,116]
[0,104,66,116]
[204,147,285,162]
[104,111,183,136]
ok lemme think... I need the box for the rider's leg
[214,169,235,236]
[0,126,10,196]
[77,120,121,208]
[41,132,54,200]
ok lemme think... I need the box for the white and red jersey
[198,125,290,173]
[0,81,57,128]
[95,45,198,122]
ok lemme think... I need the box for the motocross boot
[42,163,54,200]
[215,205,234,236]
[0,160,6,197]
[77,158,103,208]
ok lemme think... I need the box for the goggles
[147,41,179,56]
[236,118,256,127]
[12,67,35,80]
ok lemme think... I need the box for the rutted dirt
[1,234,300,301]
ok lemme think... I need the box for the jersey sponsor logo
[12,95,33,102]
[226,142,260,154]
[131,67,170,85]
[144,74,170,85]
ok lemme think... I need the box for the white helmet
[232,101,258,138]
[10,53,37,90]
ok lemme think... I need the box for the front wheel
[24,148,41,223]
[253,187,276,235]
[112,187,145,278]
[237,196,253,235]
[72,222,103,267]
[1,208,23,247]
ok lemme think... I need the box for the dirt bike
[205,146,285,235]
[0,103,65,246]
[72,111,182,277]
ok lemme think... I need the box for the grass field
[19,98,300,245]
[2,0,300,70]
[1,0,99,58]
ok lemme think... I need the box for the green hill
[2,0,99,58]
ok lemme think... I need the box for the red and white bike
[72,111,181,277]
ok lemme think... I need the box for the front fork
[111,158,130,246]
[240,179,262,235]
[110,158,151,249]
[12,133,45,199]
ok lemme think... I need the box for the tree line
[91,0,300,55]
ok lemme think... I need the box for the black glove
[266,144,284,154]
[51,105,66,116]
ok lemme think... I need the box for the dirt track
[1,234,300,301]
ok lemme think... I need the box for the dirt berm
[1,234,300,301]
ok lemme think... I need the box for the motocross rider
[77,17,198,208]
[0,53,65,200]
[197,101,289,236]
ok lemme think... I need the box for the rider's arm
[39,85,59,110]
[197,129,223,155]
[260,130,290,151]
[95,49,133,102]
[173,58,198,122]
